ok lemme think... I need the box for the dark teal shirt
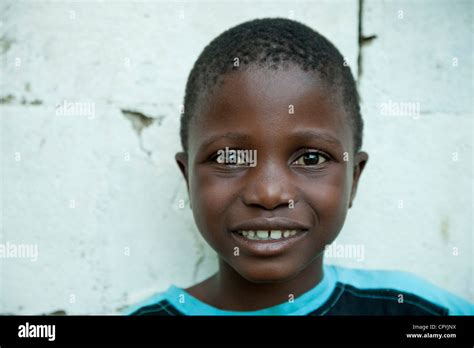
[123,264,473,315]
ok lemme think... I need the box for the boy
[124,18,473,315]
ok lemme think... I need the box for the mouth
[232,229,306,242]
[229,218,310,255]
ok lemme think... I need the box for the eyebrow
[290,130,344,149]
[197,129,343,153]
[197,132,251,153]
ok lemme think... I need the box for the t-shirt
[122,264,474,315]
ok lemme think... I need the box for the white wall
[0,0,471,314]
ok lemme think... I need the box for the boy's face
[176,65,368,283]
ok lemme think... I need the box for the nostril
[242,195,297,211]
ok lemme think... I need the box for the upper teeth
[236,230,299,240]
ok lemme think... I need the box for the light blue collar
[164,264,337,315]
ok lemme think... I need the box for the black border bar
[0,315,472,346]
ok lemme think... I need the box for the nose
[241,159,297,211]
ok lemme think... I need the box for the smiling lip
[229,217,310,256]
[230,217,310,232]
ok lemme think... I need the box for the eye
[225,152,247,165]
[292,151,328,166]
[209,149,249,166]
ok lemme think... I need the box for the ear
[349,151,368,208]
[175,152,190,192]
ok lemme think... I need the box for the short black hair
[180,17,363,154]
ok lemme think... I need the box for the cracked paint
[121,109,155,136]
[121,109,164,157]
[0,94,15,104]
[0,94,43,105]
[0,35,14,54]
[357,0,377,81]
[47,309,67,315]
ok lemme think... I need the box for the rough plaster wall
[0,0,471,314]
[336,0,473,301]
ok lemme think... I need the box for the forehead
[189,65,352,155]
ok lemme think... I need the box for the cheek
[304,168,352,242]
[189,168,236,247]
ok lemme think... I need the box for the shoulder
[120,287,183,316]
[323,264,474,315]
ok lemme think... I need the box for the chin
[234,260,299,284]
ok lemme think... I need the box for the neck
[206,256,324,311]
